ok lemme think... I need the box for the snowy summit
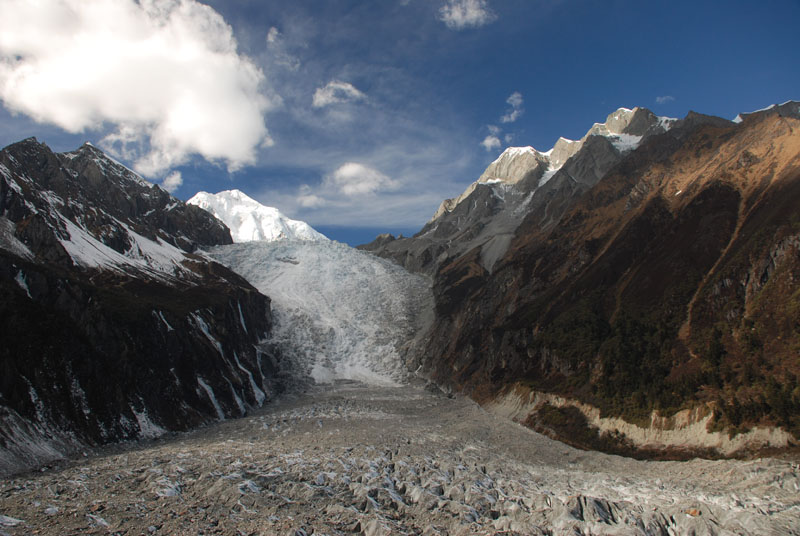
[188,190,327,243]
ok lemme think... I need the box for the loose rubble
[1,381,798,535]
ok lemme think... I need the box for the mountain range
[363,101,800,457]
[0,139,283,475]
[1,101,799,474]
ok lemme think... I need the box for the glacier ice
[207,240,431,387]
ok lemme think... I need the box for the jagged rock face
[367,103,800,455]
[0,139,281,476]
[1,140,231,260]
[360,107,674,276]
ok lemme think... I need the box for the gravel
[1,380,798,535]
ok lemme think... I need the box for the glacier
[207,240,431,387]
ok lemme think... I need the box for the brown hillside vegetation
[420,109,800,455]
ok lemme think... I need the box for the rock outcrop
[0,139,282,476]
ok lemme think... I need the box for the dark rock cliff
[0,139,283,476]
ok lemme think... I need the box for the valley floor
[1,380,798,536]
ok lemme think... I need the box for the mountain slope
[187,189,327,243]
[0,139,281,476]
[360,107,677,275]
[370,103,800,456]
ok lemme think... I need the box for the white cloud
[162,170,183,193]
[312,80,367,108]
[500,91,523,123]
[487,124,501,135]
[656,95,675,104]
[325,162,397,196]
[297,184,326,208]
[439,0,497,30]
[481,135,501,151]
[265,26,300,71]
[0,0,273,176]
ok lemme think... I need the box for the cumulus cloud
[656,95,675,104]
[500,91,524,123]
[297,184,326,208]
[161,170,183,193]
[481,135,501,151]
[282,163,402,224]
[312,81,367,108]
[325,162,397,196]
[439,0,497,30]
[0,0,273,176]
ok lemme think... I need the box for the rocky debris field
[1,381,799,536]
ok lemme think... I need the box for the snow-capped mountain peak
[479,107,675,188]
[188,189,327,243]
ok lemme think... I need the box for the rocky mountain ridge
[365,102,800,456]
[0,139,283,476]
[361,107,680,275]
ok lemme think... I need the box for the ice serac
[0,139,281,477]
[365,102,800,457]
[187,189,327,243]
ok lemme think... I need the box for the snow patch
[539,168,558,186]
[14,270,31,298]
[154,310,174,331]
[197,377,225,421]
[752,103,777,113]
[131,405,166,439]
[609,133,643,152]
[191,313,224,356]
[234,352,266,406]
[0,217,33,259]
[226,378,246,416]
[237,302,248,334]
[57,215,188,280]
[658,116,678,130]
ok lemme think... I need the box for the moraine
[1,238,798,535]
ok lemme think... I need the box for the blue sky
[1,0,798,245]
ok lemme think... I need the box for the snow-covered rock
[188,190,327,243]
[477,107,675,190]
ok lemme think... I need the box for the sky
[0,0,798,245]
